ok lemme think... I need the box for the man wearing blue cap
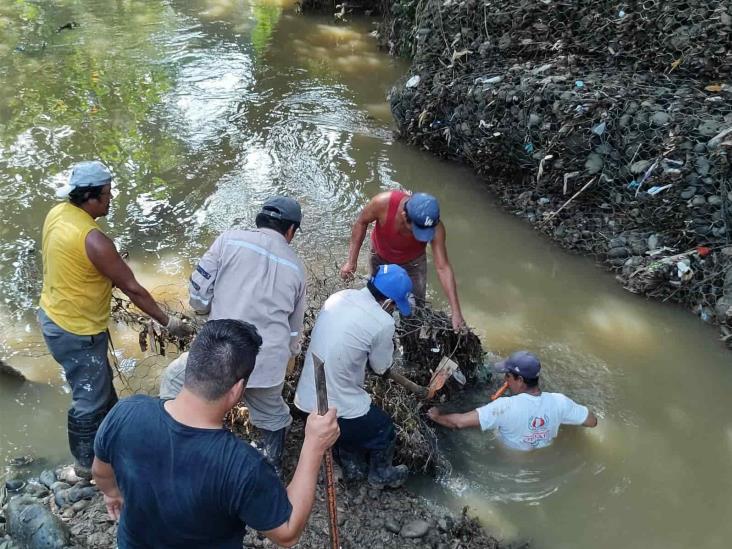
[39,160,193,477]
[427,351,598,451]
[294,264,415,488]
[340,190,465,331]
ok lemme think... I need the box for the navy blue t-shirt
[94,395,292,548]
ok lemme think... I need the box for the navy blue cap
[260,196,302,224]
[494,351,541,379]
[405,193,440,242]
[56,161,113,198]
[372,264,413,316]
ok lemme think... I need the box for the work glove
[165,316,194,338]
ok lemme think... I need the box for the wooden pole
[312,353,340,549]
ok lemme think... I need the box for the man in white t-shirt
[295,264,413,488]
[427,351,597,451]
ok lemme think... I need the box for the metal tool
[312,353,340,549]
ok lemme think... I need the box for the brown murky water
[1,1,731,547]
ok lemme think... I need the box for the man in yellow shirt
[38,160,191,477]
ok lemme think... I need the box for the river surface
[1,1,731,548]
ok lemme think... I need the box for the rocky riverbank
[1,417,510,548]
[378,0,732,346]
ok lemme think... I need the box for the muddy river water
[1,1,731,548]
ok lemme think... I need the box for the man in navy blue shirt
[92,319,339,548]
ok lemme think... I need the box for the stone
[400,519,431,538]
[648,234,660,250]
[50,481,70,494]
[5,479,25,493]
[695,157,711,176]
[630,159,651,174]
[691,196,707,207]
[608,247,629,259]
[72,499,90,512]
[384,519,401,534]
[62,507,75,519]
[651,112,670,126]
[707,195,723,206]
[39,470,56,489]
[680,187,696,200]
[24,481,49,498]
[608,237,627,248]
[6,496,70,549]
[584,153,603,174]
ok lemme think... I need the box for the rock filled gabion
[386,0,732,343]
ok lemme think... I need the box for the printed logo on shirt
[523,415,550,447]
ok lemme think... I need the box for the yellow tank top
[39,202,112,335]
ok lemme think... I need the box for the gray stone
[694,142,707,153]
[707,195,723,206]
[608,247,629,259]
[680,187,696,200]
[695,157,711,176]
[384,519,401,534]
[651,112,670,126]
[24,482,49,498]
[50,481,70,494]
[608,237,627,248]
[648,234,660,250]
[584,153,603,174]
[6,496,70,549]
[630,159,651,174]
[72,499,90,512]
[691,196,707,207]
[39,470,56,489]
[400,519,431,538]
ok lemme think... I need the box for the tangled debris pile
[111,262,486,474]
[385,0,732,345]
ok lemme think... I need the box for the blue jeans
[337,404,395,453]
[38,308,117,466]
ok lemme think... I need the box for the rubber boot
[335,446,368,483]
[259,428,287,476]
[68,392,118,477]
[367,438,408,489]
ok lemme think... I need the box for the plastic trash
[592,121,607,136]
[575,80,585,88]
[406,75,420,88]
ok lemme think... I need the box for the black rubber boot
[67,392,118,473]
[335,446,368,483]
[367,438,408,489]
[259,428,287,476]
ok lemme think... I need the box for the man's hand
[339,261,356,281]
[451,311,466,333]
[103,490,124,521]
[165,316,194,338]
[426,407,442,422]
[303,408,339,455]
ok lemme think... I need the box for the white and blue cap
[372,264,413,316]
[56,161,113,198]
[405,192,440,242]
[494,351,541,379]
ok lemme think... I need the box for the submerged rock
[400,519,431,538]
[5,496,70,549]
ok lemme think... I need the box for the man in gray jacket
[189,197,306,473]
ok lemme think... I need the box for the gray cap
[56,161,113,198]
[260,196,302,224]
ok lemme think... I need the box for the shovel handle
[491,381,509,401]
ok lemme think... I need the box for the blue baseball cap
[56,161,113,198]
[494,351,541,379]
[405,193,440,242]
[372,264,413,316]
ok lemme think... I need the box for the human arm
[85,230,169,325]
[430,223,464,331]
[561,395,598,428]
[92,457,124,521]
[288,280,307,357]
[261,409,339,547]
[426,407,480,429]
[340,193,387,280]
[188,236,223,314]
[367,323,395,375]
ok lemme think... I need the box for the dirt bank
[0,417,511,548]
[379,0,732,345]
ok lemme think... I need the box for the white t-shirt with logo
[476,392,589,451]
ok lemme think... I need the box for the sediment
[379,0,732,345]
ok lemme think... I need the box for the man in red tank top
[340,190,465,331]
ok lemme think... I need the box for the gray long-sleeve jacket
[189,228,306,388]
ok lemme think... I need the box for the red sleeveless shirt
[370,190,427,263]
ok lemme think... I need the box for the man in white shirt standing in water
[427,351,597,450]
